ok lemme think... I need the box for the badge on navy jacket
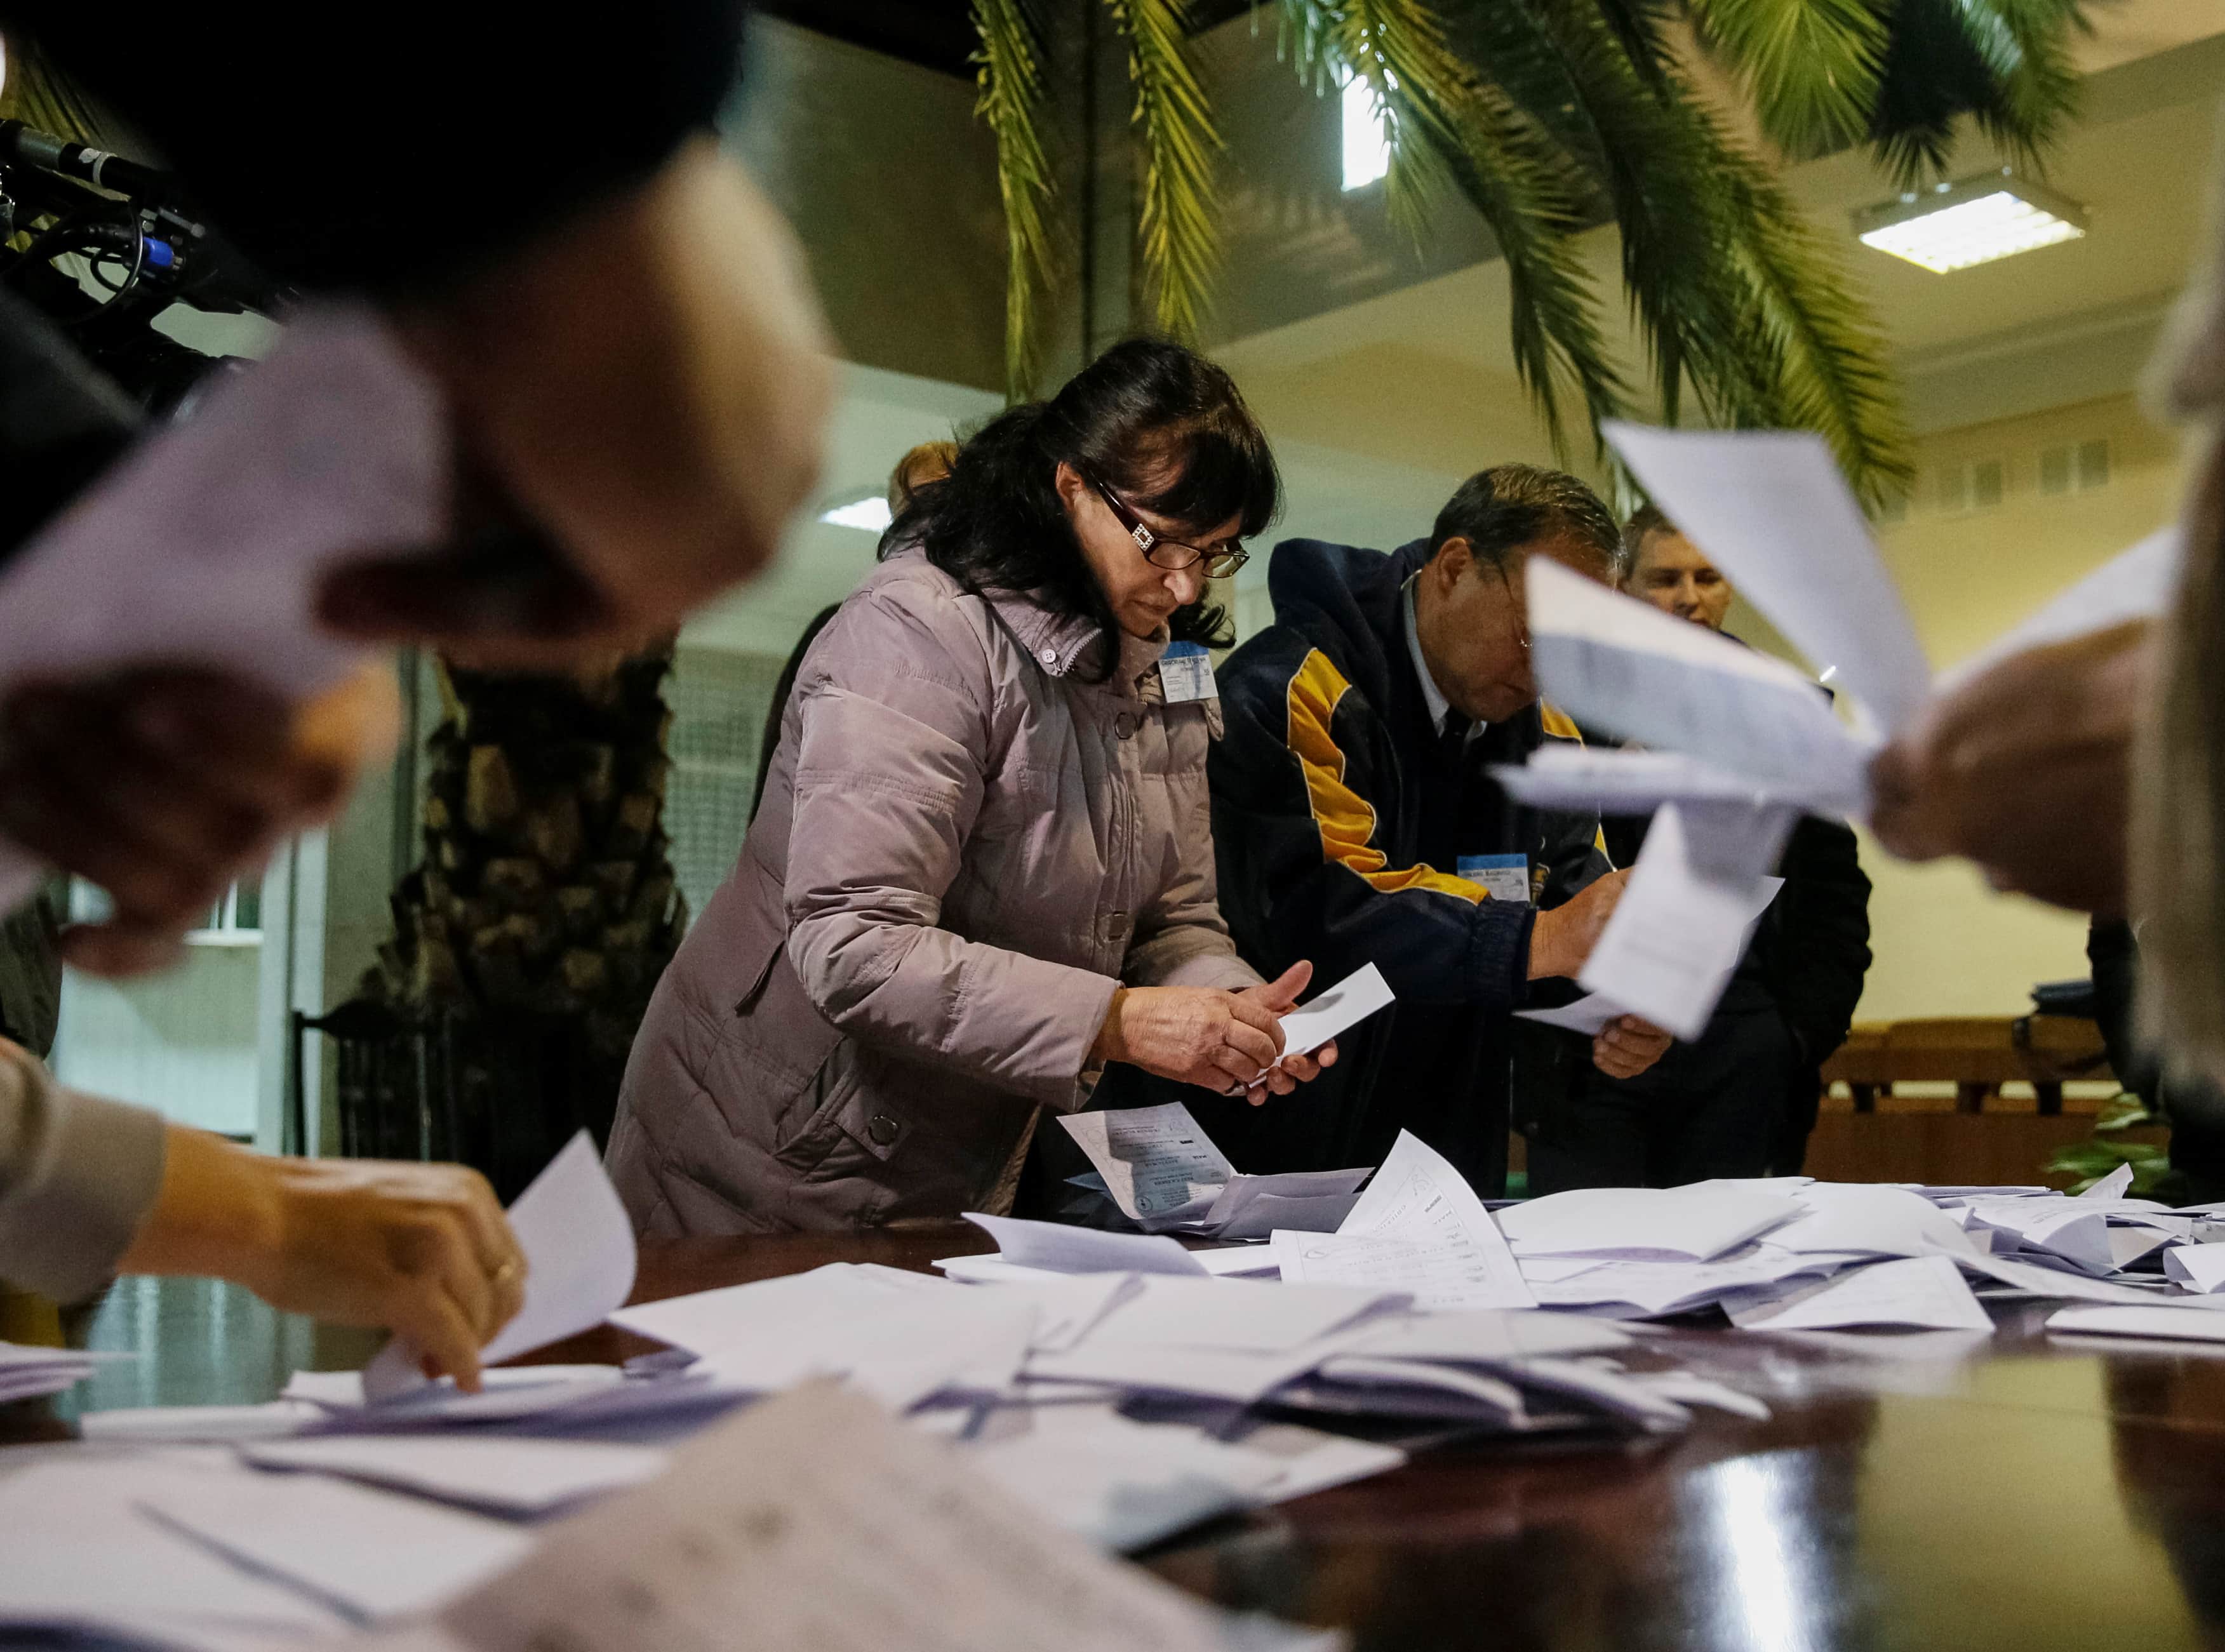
[1159,641,1217,704]
[1458,853,1531,904]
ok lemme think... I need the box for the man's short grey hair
[1427,464,1619,575]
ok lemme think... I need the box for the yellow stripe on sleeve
[1284,649,1487,903]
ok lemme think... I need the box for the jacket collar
[984,585,1169,696]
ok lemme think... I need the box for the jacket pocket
[703,926,845,1152]
[775,1042,914,1176]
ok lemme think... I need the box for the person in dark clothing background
[1196,466,1669,1196]
[2089,918,2225,1204]
[1526,509,1871,1192]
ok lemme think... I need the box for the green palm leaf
[0,31,110,145]
[970,0,1060,400]
[1869,0,2086,185]
[1280,0,1628,455]
[1681,0,1891,159]
[1108,0,1225,343]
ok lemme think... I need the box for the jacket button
[1039,647,1059,665]
[867,1114,900,1147]
[1107,911,1130,940]
[1113,712,1137,740]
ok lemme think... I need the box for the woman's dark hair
[885,337,1280,674]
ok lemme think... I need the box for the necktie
[1438,712,1472,766]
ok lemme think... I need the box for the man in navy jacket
[1196,466,1669,1194]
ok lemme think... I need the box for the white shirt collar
[1403,575,1457,733]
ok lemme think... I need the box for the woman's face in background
[1055,460,1241,639]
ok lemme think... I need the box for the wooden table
[21,1224,2225,1651]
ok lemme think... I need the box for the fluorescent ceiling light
[1340,74,1391,192]
[818,495,893,533]
[1854,170,2087,274]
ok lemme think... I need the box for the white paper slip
[1498,1183,1803,1263]
[1273,963,1395,1063]
[2166,1244,2225,1293]
[0,1461,349,1642]
[1026,1340,1328,1406]
[1202,1172,1368,1241]
[1764,1182,1981,1261]
[1492,746,1824,816]
[2046,1305,2225,1343]
[1602,422,1932,737]
[432,1383,1309,1652]
[1058,1102,1237,1222]
[135,1460,535,1622]
[1325,1131,1533,1309]
[1728,1255,1994,1333]
[967,1410,1276,1552]
[1332,1309,1632,1364]
[1958,1251,2203,1308]
[1578,804,1787,1041]
[365,1130,639,1401]
[963,1212,1212,1276]
[2080,1162,2137,1201]
[288,1364,631,1424]
[1055,1102,1366,1236]
[1082,1276,1400,1352]
[243,1437,670,1518]
[1514,993,1622,1036]
[1525,555,1874,805]
[79,1400,327,1443]
[0,307,444,914]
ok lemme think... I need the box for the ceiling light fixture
[1853,168,2087,274]
[817,495,893,533]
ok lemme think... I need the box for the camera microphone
[0,120,171,202]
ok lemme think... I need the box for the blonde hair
[2135,119,2225,1085]
[886,440,959,514]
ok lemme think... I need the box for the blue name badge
[1159,640,1217,704]
[1459,853,1531,904]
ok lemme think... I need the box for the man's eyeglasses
[1089,476,1248,579]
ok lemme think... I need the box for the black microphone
[0,120,171,201]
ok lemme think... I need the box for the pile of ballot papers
[34,1098,2225,1649]
[0,1340,125,1404]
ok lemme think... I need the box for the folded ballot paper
[363,1130,638,1401]
[0,302,441,911]
[1507,424,2182,825]
[0,1340,131,1402]
[1059,1101,1368,1237]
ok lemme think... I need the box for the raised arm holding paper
[1523,512,1871,1192]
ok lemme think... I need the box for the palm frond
[1279,0,1627,456]
[970,0,1060,400]
[0,30,110,145]
[1867,0,2087,185]
[1680,0,1891,159]
[1107,0,1225,344]
[1502,0,1911,507]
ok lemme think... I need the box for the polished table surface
[25,1223,2225,1651]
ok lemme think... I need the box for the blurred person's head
[886,441,958,514]
[1621,505,1734,632]
[1412,465,1619,724]
[895,338,1280,665]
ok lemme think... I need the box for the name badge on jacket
[1159,641,1217,704]
[1459,853,1530,904]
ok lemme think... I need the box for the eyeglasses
[1088,476,1248,579]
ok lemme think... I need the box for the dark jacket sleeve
[10,3,745,297]
[1210,638,1535,1009]
[1762,816,1873,1064]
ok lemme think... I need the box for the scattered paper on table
[1728,1255,1992,1333]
